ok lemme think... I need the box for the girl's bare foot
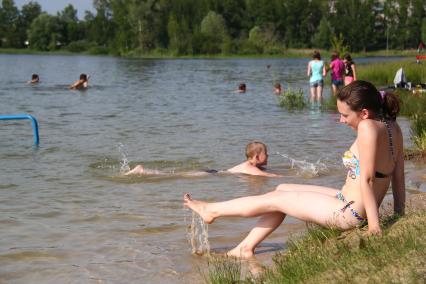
[183,193,215,224]
[125,165,144,175]
[226,245,254,259]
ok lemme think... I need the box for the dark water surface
[0,54,420,283]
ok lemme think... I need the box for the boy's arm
[246,166,282,177]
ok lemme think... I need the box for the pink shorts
[344,76,354,85]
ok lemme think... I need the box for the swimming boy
[28,74,39,84]
[125,141,281,177]
[69,73,89,90]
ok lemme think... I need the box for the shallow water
[0,54,422,283]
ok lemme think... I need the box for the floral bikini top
[342,120,395,180]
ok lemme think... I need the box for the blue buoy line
[0,114,40,145]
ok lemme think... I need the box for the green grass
[203,256,243,284]
[278,88,307,110]
[357,59,426,87]
[411,112,426,151]
[206,211,426,283]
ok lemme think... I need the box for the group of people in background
[307,51,357,101]
[27,73,90,90]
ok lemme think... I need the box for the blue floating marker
[0,114,40,145]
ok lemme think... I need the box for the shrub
[278,88,307,110]
[67,40,93,53]
[411,112,426,151]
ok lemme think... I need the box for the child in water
[28,74,39,84]
[274,83,282,95]
[125,141,281,177]
[235,83,246,93]
[69,73,89,90]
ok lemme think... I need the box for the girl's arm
[307,61,311,76]
[357,120,381,234]
[352,63,357,81]
[392,124,405,215]
[322,64,327,76]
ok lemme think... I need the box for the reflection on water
[0,54,421,283]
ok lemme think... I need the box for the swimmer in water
[125,141,281,177]
[234,83,246,93]
[69,73,89,90]
[28,74,39,84]
[274,83,282,95]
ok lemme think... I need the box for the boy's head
[31,74,39,82]
[246,141,268,166]
[238,83,246,92]
[80,73,88,81]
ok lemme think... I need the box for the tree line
[0,0,425,56]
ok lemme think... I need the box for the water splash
[276,152,329,177]
[118,143,131,174]
[186,211,210,256]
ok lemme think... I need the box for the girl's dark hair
[343,53,352,62]
[337,80,400,121]
[331,51,339,61]
[313,50,321,60]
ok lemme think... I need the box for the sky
[14,0,95,20]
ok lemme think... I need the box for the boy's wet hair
[246,141,267,159]
[80,73,87,80]
[32,74,39,80]
[239,83,246,90]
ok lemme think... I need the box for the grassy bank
[357,59,426,87]
[205,206,426,283]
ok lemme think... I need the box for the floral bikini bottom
[336,192,366,222]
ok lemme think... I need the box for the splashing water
[118,143,131,174]
[276,152,329,177]
[186,211,210,256]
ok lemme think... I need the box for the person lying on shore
[125,141,281,177]
[184,80,405,259]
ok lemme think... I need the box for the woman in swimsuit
[184,80,405,259]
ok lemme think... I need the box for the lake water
[0,54,422,283]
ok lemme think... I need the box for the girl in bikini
[184,80,405,259]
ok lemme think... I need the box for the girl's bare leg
[184,189,345,226]
[184,185,354,258]
[331,84,337,96]
[317,85,323,100]
[226,184,339,258]
[227,212,285,258]
[310,87,316,102]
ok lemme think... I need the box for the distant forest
[0,0,425,56]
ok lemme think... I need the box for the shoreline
[0,48,421,60]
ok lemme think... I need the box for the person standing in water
[330,51,345,95]
[184,80,405,259]
[307,50,326,102]
[343,53,357,86]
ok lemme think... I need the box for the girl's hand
[368,226,382,236]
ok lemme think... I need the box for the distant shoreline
[0,48,421,59]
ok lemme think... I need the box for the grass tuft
[278,88,307,110]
